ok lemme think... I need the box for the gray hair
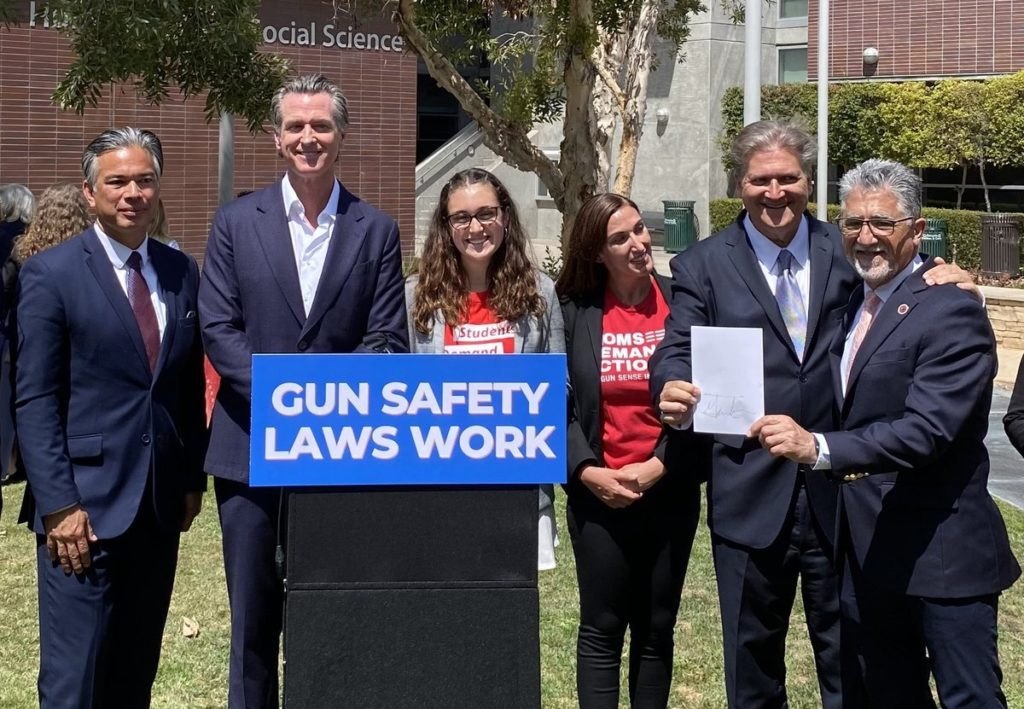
[838,159,922,218]
[81,127,164,188]
[0,183,35,224]
[271,74,349,135]
[730,120,817,190]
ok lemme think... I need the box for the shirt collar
[744,213,810,273]
[866,254,924,303]
[93,221,151,270]
[281,174,341,227]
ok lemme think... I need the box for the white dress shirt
[744,214,812,318]
[281,174,341,316]
[93,222,167,340]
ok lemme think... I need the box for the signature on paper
[700,393,754,420]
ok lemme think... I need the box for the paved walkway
[988,385,1024,509]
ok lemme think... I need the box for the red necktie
[126,251,160,373]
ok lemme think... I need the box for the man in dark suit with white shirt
[750,159,1019,708]
[200,74,408,709]
[16,127,207,708]
[649,122,975,708]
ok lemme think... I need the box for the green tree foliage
[719,71,1024,181]
[7,0,289,133]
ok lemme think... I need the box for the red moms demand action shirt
[600,280,668,469]
[443,291,516,354]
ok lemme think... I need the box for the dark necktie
[775,249,807,360]
[126,251,160,373]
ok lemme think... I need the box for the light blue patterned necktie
[775,249,806,360]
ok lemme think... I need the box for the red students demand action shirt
[599,281,669,469]
[443,291,516,354]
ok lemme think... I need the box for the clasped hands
[658,380,816,463]
[579,457,665,509]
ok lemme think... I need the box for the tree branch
[593,59,626,116]
[394,0,564,206]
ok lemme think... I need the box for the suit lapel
[726,220,793,355]
[147,241,178,378]
[805,219,835,353]
[82,228,151,378]
[831,287,860,409]
[582,289,603,371]
[844,265,927,398]
[255,182,306,327]
[302,183,368,339]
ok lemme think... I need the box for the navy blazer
[200,179,408,482]
[825,261,1020,598]
[15,229,207,538]
[649,212,858,549]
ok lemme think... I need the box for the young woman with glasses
[405,167,565,570]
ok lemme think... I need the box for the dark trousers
[841,554,1007,708]
[216,477,286,709]
[36,500,179,709]
[567,483,700,709]
[711,483,843,709]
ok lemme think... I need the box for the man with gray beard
[750,159,1019,707]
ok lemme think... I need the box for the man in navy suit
[650,122,973,708]
[200,74,408,708]
[750,159,1019,708]
[16,127,207,708]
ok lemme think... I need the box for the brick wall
[0,0,418,260]
[809,0,1024,81]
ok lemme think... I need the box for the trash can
[662,200,696,253]
[922,218,947,261]
[981,214,1022,276]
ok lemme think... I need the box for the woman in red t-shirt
[555,193,702,708]
[405,168,565,569]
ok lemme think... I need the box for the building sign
[24,1,404,53]
[260,21,404,51]
[249,353,567,487]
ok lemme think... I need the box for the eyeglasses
[836,216,916,236]
[447,206,502,229]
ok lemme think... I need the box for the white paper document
[691,326,764,435]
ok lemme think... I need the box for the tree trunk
[394,0,565,206]
[559,0,602,244]
[613,0,659,197]
[956,163,966,210]
[979,160,992,212]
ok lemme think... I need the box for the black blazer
[827,261,1020,597]
[561,274,704,509]
[649,212,858,549]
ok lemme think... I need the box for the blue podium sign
[249,353,567,487]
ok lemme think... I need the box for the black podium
[282,485,541,708]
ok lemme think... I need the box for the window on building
[780,0,809,19]
[778,46,808,84]
[538,150,560,199]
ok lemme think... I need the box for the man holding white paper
[649,121,974,709]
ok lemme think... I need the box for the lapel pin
[897,303,909,315]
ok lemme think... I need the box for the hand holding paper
[691,326,764,435]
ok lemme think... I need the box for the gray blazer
[404,270,565,514]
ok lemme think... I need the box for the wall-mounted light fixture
[862,47,880,65]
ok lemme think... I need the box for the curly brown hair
[13,184,90,264]
[412,168,544,335]
[555,192,639,300]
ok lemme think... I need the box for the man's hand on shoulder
[658,380,701,429]
[925,257,982,303]
[181,492,203,532]
[43,504,98,575]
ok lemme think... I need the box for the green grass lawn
[2,481,1023,708]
